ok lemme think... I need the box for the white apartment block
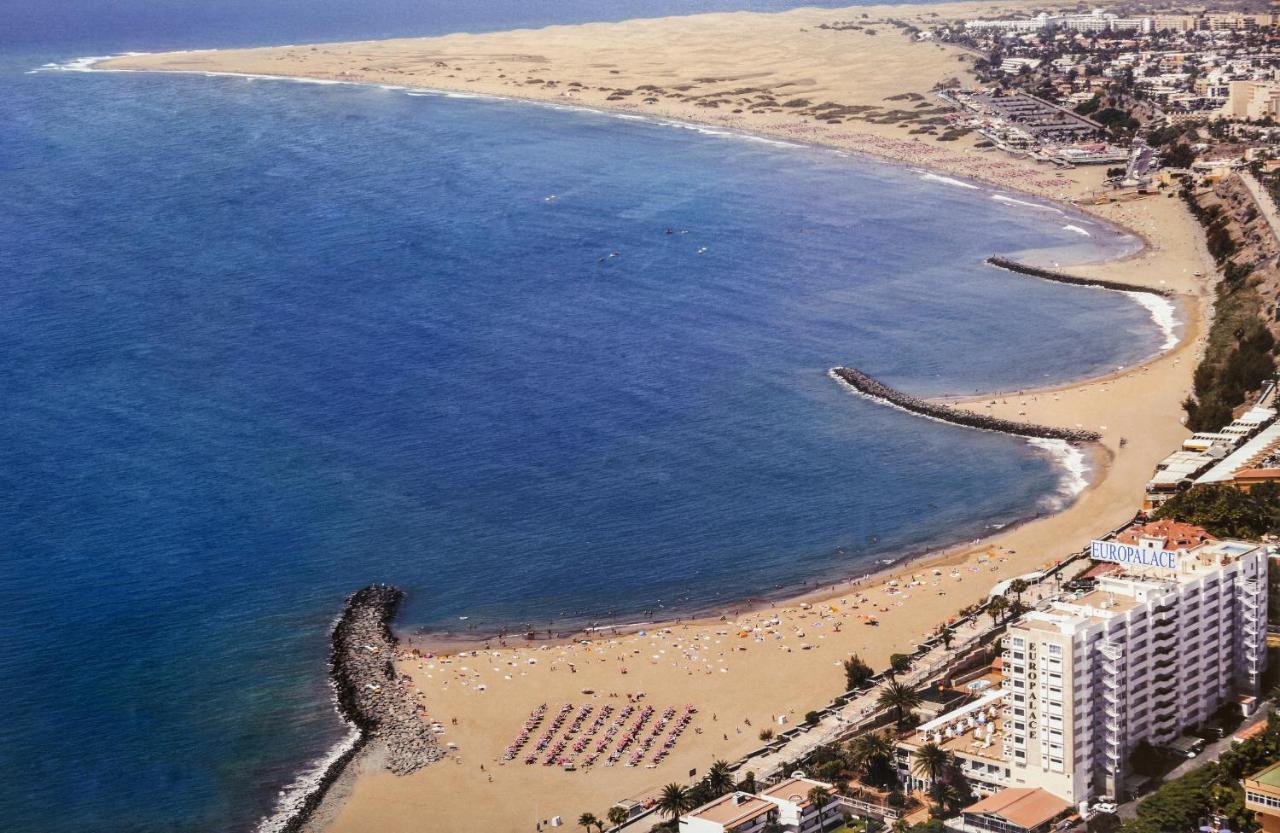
[680,780,841,833]
[758,778,843,832]
[1002,534,1266,802]
[680,792,778,833]
[899,527,1267,806]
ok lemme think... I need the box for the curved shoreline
[80,41,1174,668]
[987,255,1175,297]
[62,36,1216,833]
[830,367,1103,442]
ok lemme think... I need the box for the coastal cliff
[987,256,1174,297]
[830,367,1102,443]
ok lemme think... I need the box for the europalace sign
[1090,539,1179,571]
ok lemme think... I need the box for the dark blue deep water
[1,3,1160,832]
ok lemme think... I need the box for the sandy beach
[99,4,1223,831]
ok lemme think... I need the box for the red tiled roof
[964,788,1070,830]
[1115,519,1215,549]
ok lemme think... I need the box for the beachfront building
[679,792,780,833]
[1143,404,1276,509]
[955,787,1073,833]
[897,684,1013,797]
[680,779,841,833]
[899,528,1267,806]
[758,777,843,832]
[1245,762,1280,833]
[1000,531,1267,802]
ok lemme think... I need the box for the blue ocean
[0,2,1161,831]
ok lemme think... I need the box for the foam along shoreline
[74,22,1216,832]
[830,367,1103,443]
[987,255,1174,297]
[986,256,1181,352]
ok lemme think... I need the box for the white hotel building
[899,524,1267,806]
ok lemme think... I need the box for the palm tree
[892,815,910,833]
[911,742,948,788]
[849,730,895,782]
[878,681,922,726]
[807,785,833,830]
[707,760,734,798]
[929,782,962,817]
[939,627,954,650]
[578,812,599,833]
[658,783,693,821]
[1008,578,1029,603]
[987,595,1009,625]
[606,806,629,829]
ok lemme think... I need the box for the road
[1240,171,1280,247]
[1115,708,1270,821]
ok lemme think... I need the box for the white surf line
[1124,290,1180,351]
[920,171,980,190]
[1062,224,1091,236]
[990,193,1066,214]
[41,54,813,153]
[1026,437,1090,509]
[254,727,362,833]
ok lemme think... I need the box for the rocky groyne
[830,367,1101,443]
[987,256,1173,297]
[331,584,443,775]
[261,585,443,833]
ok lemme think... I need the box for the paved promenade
[1241,171,1280,246]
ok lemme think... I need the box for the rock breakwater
[987,256,1173,297]
[332,584,443,776]
[830,367,1101,443]
[261,585,442,833]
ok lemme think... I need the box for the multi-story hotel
[899,524,1268,806]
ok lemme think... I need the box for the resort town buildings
[1245,761,1280,833]
[679,779,842,833]
[898,526,1268,805]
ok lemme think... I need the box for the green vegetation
[1178,185,1273,431]
[1155,482,1280,538]
[1119,714,1280,833]
[889,653,912,675]
[1074,94,1101,116]
[878,681,923,727]
[844,654,875,690]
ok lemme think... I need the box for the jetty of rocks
[830,367,1101,443]
[269,585,441,833]
[332,584,443,776]
[987,256,1173,297]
